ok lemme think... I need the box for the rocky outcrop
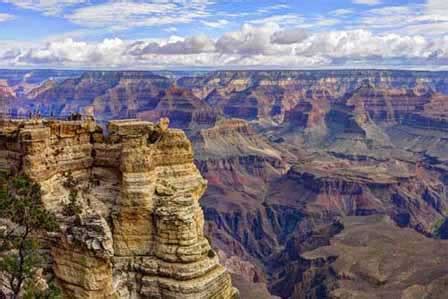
[0,69,82,99]
[0,118,237,299]
[280,159,446,233]
[137,86,217,131]
[178,70,448,122]
[24,72,172,120]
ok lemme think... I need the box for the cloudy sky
[0,0,447,69]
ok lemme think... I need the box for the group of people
[24,111,83,121]
[67,112,83,121]
[27,111,43,119]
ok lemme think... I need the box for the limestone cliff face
[0,118,238,299]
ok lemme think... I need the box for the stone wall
[0,118,238,299]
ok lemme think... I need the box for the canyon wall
[3,69,448,298]
[0,117,238,299]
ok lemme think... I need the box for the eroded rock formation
[0,117,238,299]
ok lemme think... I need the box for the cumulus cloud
[215,24,281,55]
[2,0,448,70]
[0,49,21,61]
[15,38,128,67]
[1,23,448,69]
[128,35,215,55]
[296,30,433,60]
[271,28,308,45]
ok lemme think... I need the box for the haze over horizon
[0,0,447,70]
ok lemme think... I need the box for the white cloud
[404,22,448,36]
[15,38,128,67]
[249,14,341,30]
[352,0,382,5]
[249,14,304,27]
[427,0,448,14]
[2,0,85,15]
[353,4,448,37]
[1,22,448,69]
[271,28,308,45]
[358,6,415,29]
[330,9,354,17]
[312,17,340,27]
[201,19,229,28]
[256,4,289,14]
[0,12,14,22]
[296,30,433,60]
[66,0,213,30]
[215,23,282,55]
[128,35,215,55]
[165,27,178,33]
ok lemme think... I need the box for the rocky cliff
[0,117,238,299]
[10,70,448,127]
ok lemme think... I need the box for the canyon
[1,69,448,298]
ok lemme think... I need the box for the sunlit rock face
[177,70,448,122]
[0,118,238,299]
[10,70,448,134]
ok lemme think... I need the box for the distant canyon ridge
[1,69,448,298]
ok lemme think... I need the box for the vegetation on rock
[432,217,448,239]
[0,174,61,299]
[62,172,82,217]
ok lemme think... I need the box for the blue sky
[0,0,447,69]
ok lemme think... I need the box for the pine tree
[0,175,61,299]
[62,171,82,217]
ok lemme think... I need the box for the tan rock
[0,118,238,299]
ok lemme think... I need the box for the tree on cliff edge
[0,174,61,299]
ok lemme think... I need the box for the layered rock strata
[0,117,237,299]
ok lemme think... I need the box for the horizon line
[1,67,448,73]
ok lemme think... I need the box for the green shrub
[0,175,60,299]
